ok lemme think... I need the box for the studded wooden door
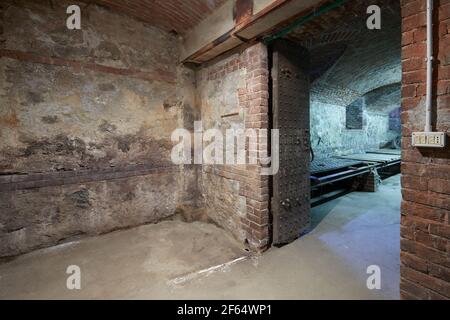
[271,40,310,245]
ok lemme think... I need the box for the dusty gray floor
[0,175,400,299]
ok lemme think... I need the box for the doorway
[267,0,402,296]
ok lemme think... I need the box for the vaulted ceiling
[364,83,401,113]
[283,0,402,112]
[280,0,401,84]
[83,0,228,34]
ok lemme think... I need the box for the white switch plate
[412,132,446,148]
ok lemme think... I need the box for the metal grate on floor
[310,157,364,175]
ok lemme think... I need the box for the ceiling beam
[181,0,325,64]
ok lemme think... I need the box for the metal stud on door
[271,40,310,245]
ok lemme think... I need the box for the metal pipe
[425,0,434,132]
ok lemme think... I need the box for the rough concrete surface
[0,175,400,299]
[0,220,248,299]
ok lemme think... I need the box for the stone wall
[0,0,199,257]
[400,0,450,300]
[196,43,270,250]
[311,101,400,157]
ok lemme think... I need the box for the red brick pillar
[400,0,450,299]
[239,43,271,251]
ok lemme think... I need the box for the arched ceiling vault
[282,0,401,112]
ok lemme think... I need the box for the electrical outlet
[412,132,446,148]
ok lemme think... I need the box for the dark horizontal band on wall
[0,164,183,192]
[0,49,177,84]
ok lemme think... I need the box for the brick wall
[400,0,450,299]
[197,43,270,251]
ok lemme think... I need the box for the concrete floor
[0,175,400,299]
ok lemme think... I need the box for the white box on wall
[412,132,446,148]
